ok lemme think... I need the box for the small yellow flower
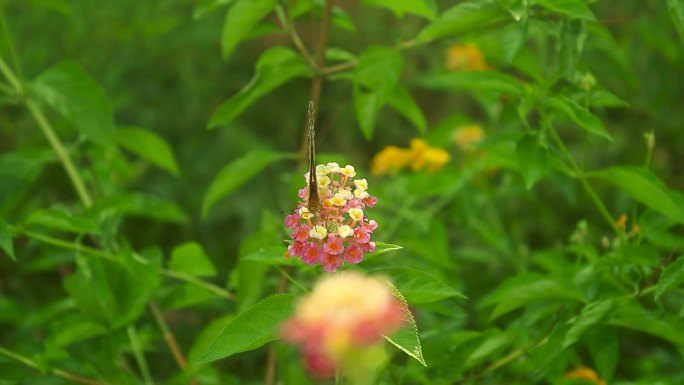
[615,214,628,230]
[354,189,369,199]
[337,225,353,238]
[341,165,356,177]
[563,367,607,385]
[309,225,328,240]
[326,162,341,173]
[371,146,412,176]
[329,195,347,207]
[299,206,313,220]
[348,208,364,222]
[409,139,451,173]
[336,190,353,200]
[445,43,488,71]
[318,175,331,188]
[316,164,329,174]
[453,124,485,152]
[354,179,368,191]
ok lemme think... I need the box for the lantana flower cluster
[284,162,378,272]
[281,272,405,379]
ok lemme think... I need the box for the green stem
[127,326,154,385]
[16,227,235,301]
[159,269,235,300]
[26,99,94,207]
[0,346,112,385]
[0,11,22,79]
[275,265,309,293]
[0,54,22,92]
[275,5,317,70]
[545,119,618,233]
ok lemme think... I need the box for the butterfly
[307,101,320,214]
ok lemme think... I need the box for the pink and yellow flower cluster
[281,272,405,378]
[284,162,378,272]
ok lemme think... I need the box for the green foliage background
[1,0,684,384]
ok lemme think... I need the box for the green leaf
[667,0,684,46]
[353,86,386,140]
[169,242,217,277]
[480,274,585,320]
[197,294,295,364]
[418,71,525,96]
[116,126,181,176]
[547,96,612,141]
[364,242,403,260]
[221,0,277,59]
[533,0,596,21]
[384,282,427,366]
[516,134,549,189]
[563,299,615,348]
[202,150,294,217]
[362,0,435,19]
[352,46,404,139]
[0,219,15,261]
[88,193,188,224]
[465,330,514,368]
[417,0,505,42]
[32,61,115,145]
[24,206,100,234]
[374,267,466,304]
[501,19,528,63]
[355,46,404,92]
[656,255,684,299]
[193,0,235,20]
[557,19,587,78]
[594,166,684,223]
[209,47,311,127]
[606,303,684,346]
[585,325,618,381]
[387,85,426,134]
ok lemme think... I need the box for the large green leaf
[533,0,596,20]
[25,206,100,234]
[547,96,612,141]
[606,303,684,346]
[594,166,684,223]
[480,274,585,320]
[209,47,312,127]
[585,325,618,381]
[352,46,404,139]
[169,242,217,277]
[667,0,684,46]
[196,293,296,364]
[563,299,615,348]
[63,250,161,329]
[516,134,549,189]
[116,126,181,176]
[0,219,15,261]
[221,0,277,59]
[418,71,525,96]
[384,282,426,366]
[202,150,294,216]
[417,0,506,42]
[362,0,435,19]
[387,84,426,134]
[656,255,684,300]
[32,61,115,145]
[241,246,302,266]
[374,267,466,304]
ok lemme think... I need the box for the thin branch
[275,5,317,70]
[127,326,154,385]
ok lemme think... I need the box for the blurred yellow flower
[563,367,607,385]
[453,124,485,152]
[445,43,488,71]
[371,139,451,176]
[615,214,628,230]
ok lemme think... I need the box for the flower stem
[544,118,618,233]
[127,325,154,385]
[148,303,198,385]
[0,346,113,385]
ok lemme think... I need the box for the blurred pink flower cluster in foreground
[284,163,378,272]
[281,271,405,379]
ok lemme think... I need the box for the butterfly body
[307,101,320,214]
